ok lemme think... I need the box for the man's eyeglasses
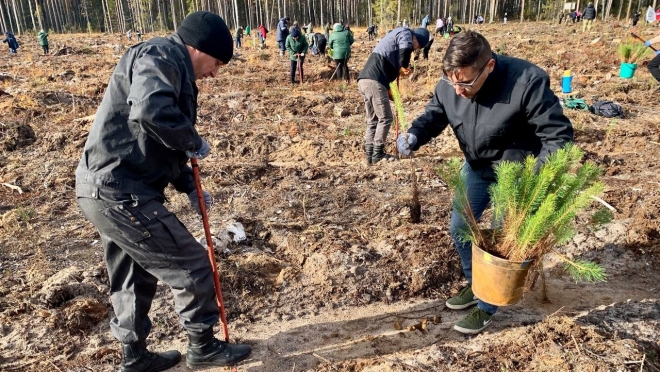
[441,63,488,91]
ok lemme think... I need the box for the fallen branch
[591,195,617,213]
[1,183,23,194]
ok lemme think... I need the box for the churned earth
[0,20,659,371]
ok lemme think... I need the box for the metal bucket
[471,243,533,306]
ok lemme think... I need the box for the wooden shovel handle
[631,32,657,51]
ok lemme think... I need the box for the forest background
[0,0,655,41]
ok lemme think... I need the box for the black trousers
[290,57,305,83]
[42,45,49,54]
[334,58,349,80]
[423,38,434,59]
[77,195,219,343]
[648,53,660,82]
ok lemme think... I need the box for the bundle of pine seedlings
[437,143,608,282]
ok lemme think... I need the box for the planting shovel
[631,32,657,51]
[297,54,304,84]
[191,158,230,344]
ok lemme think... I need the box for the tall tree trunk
[519,0,525,22]
[11,0,22,34]
[397,0,401,24]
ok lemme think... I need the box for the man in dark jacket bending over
[357,27,430,164]
[397,30,573,334]
[75,11,251,371]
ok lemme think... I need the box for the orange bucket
[471,243,533,306]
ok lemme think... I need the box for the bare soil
[1,21,659,372]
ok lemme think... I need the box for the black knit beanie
[177,11,233,63]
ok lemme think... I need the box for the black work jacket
[76,33,201,201]
[408,54,574,180]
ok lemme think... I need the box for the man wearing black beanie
[75,11,251,372]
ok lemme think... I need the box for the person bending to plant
[396,30,574,335]
[644,35,660,88]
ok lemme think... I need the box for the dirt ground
[1,20,659,372]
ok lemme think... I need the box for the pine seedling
[389,81,406,131]
[436,144,608,283]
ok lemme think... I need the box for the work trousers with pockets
[448,162,499,315]
[77,195,219,344]
[358,78,393,147]
[648,53,660,83]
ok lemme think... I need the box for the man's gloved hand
[645,40,652,47]
[396,133,417,157]
[188,190,213,215]
[655,50,660,55]
[388,89,394,101]
[186,138,211,159]
[399,67,412,76]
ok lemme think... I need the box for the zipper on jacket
[470,95,479,161]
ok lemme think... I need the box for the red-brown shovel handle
[631,32,657,51]
[191,158,230,343]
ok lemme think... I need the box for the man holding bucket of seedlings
[397,30,573,334]
[357,26,430,164]
[75,11,251,371]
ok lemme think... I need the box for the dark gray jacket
[358,27,414,87]
[76,33,201,201]
[582,4,596,19]
[408,54,573,180]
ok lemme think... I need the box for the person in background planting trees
[286,27,308,84]
[582,2,595,30]
[3,31,18,54]
[276,17,290,56]
[234,26,243,49]
[357,27,430,164]
[328,22,354,81]
[136,30,143,42]
[396,30,573,334]
[632,10,641,26]
[245,25,251,36]
[258,24,268,48]
[75,11,252,371]
[38,29,49,55]
[643,35,660,91]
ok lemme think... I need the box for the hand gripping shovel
[191,158,231,344]
[631,32,658,52]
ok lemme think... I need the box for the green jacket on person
[285,34,308,60]
[38,30,49,46]
[328,23,353,60]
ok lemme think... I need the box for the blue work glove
[396,133,418,157]
[645,40,652,47]
[188,190,213,215]
[656,50,660,55]
[186,138,211,159]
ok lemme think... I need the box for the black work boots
[121,341,181,372]
[372,144,397,163]
[186,330,252,368]
[364,144,374,165]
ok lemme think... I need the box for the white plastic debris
[224,221,246,243]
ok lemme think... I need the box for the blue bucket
[619,63,637,79]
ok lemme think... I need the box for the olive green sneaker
[453,307,493,334]
[445,285,478,310]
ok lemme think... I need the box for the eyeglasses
[441,63,488,91]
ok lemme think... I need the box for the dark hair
[442,30,492,74]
